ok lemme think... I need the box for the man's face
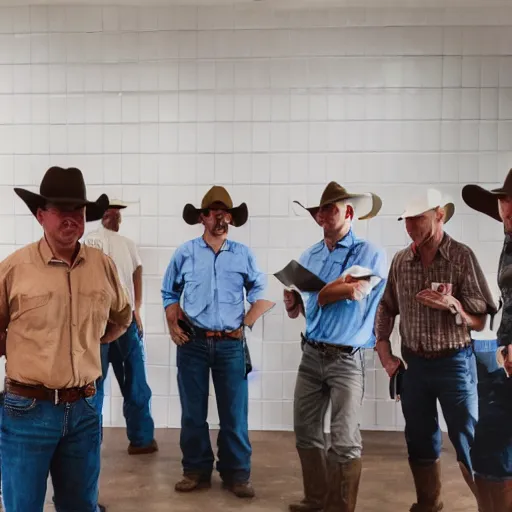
[102,208,121,232]
[405,208,441,245]
[200,203,232,236]
[315,202,351,234]
[37,203,85,248]
[499,196,512,232]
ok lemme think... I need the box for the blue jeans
[401,346,478,472]
[0,392,101,511]
[95,319,154,447]
[472,339,512,480]
[177,337,251,483]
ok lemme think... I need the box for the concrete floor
[43,428,478,511]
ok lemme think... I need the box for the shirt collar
[197,237,232,252]
[404,232,452,262]
[312,229,356,255]
[39,237,86,267]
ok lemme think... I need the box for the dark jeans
[95,319,155,447]
[472,339,512,480]
[401,346,478,471]
[0,392,101,511]
[177,336,251,483]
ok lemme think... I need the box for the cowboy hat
[182,185,248,227]
[293,181,382,221]
[461,169,512,222]
[14,167,109,223]
[398,188,454,223]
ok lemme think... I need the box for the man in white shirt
[85,199,157,455]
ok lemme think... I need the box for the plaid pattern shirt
[375,233,497,354]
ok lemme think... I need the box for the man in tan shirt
[375,189,496,512]
[0,167,132,512]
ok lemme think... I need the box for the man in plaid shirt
[375,189,497,512]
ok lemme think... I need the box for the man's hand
[497,345,512,377]
[416,289,461,313]
[165,304,190,346]
[134,309,143,337]
[101,322,128,344]
[375,340,402,378]
[284,290,303,318]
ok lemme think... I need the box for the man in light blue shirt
[162,186,270,499]
[284,182,386,512]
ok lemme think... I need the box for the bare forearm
[101,322,127,344]
[165,303,180,331]
[133,266,142,311]
[317,282,353,307]
[374,304,396,342]
[460,310,486,331]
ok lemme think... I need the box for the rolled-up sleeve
[162,248,184,309]
[105,256,132,328]
[244,248,267,304]
[459,247,498,315]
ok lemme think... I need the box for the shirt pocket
[78,290,110,333]
[217,268,245,305]
[11,292,52,328]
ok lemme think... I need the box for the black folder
[274,260,326,293]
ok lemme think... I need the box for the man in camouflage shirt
[463,170,512,511]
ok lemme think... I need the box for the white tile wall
[0,4,510,432]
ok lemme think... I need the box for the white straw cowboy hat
[293,181,382,221]
[107,199,129,209]
[398,188,454,223]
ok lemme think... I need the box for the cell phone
[177,319,193,336]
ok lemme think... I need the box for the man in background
[85,199,157,455]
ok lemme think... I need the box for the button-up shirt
[161,237,267,331]
[0,238,132,388]
[299,229,387,348]
[375,233,497,353]
[84,226,142,309]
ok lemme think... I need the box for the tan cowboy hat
[293,181,382,220]
[14,167,109,223]
[398,188,454,223]
[462,169,512,222]
[183,185,248,227]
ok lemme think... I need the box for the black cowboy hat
[14,166,109,223]
[293,181,382,221]
[183,185,248,227]
[462,169,512,222]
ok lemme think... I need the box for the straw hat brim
[398,202,455,224]
[293,192,382,221]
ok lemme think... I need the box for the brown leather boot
[289,447,328,512]
[475,475,512,511]
[409,460,444,512]
[324,458,362,512]
[175,473,212,492]
[128,439,159,455]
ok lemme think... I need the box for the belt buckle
[54,389,59,405]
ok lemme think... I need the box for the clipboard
[274,260,326,293]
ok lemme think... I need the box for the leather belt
[402,345,471,360]
[203,327,243,340]
[302,334,357,355]
[5,379,96,405]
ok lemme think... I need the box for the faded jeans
[294,342,364,463]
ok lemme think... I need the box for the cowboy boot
[289,447,328,512]
[475,475,512,512]
[459,462,483,512]
[324,458,362,512]
[409,460,444,512]
[175,472,212,492]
